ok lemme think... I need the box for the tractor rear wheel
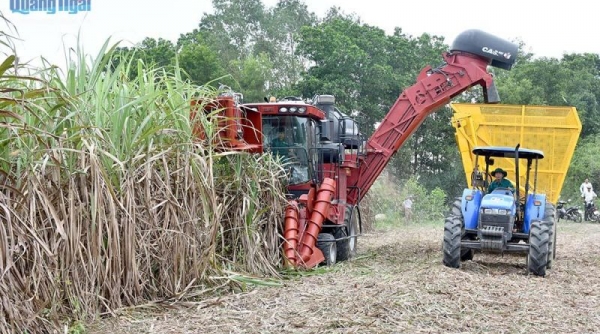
[317,233,337,266]
[334,205,358,262]
[443,216,462,268]
[527,221,551,276]
[544,203,556,269]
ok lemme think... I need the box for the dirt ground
[88,221,600,334]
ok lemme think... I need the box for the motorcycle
[557,200,583,223]
[584,200,600,222]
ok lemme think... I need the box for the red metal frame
[190,97,262,152]
[346,52,496,206]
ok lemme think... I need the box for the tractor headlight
[290,107,298,112]
[484,209,492,214]
[498,209,508,215]
[280,107,288,112]
[298,107,306,113]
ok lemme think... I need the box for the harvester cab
[253,93,364,188]
[444,144,557,276]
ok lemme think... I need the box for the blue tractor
[442,145,556,276]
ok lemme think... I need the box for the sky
[1,0,598,70]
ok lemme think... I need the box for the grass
[0,26,289,334]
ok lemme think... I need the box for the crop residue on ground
[89,222,600,333]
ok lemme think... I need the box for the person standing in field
[403,196,413,224]
[581,178,594,201]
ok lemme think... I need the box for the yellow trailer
[450,103,582,204]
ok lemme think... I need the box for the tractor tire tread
[443,215,462,268]
[528,221,551,277]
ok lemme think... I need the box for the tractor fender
[461,189,483,229]
[524,193,547,234]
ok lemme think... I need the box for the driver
[487,167,515,194]
[270,127,296,161]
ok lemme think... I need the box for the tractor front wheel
[528,221,551,277]
[443,216,462,268]
[448,197,474,262]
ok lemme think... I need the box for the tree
[174,0,318,100]
[295,16,395,128]
[111,38,177,80]
[259,0,317,91]
[177,41,227,86]
[562,135,600,200]
[228,53,274,102]
[495,52,600,138]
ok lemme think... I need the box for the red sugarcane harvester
[191,29,518,268]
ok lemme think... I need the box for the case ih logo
[482,47,512,59]
[10,0,91,14]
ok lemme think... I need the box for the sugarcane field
[2,1,600,333]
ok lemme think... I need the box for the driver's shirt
[270,138,290,157]
[487,178,515,194]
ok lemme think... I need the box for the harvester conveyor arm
[347,51,501,205]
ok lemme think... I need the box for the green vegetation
[371,173,448,228]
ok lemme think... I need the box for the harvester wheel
[527,221,551,277]
[544,203,557,269]
[442,216,462,268]
[317,233,337,266]
[335,205,358,262]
